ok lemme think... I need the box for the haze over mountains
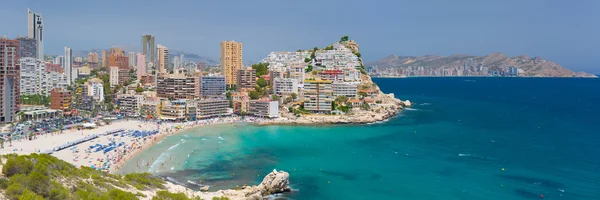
[366,53,597,77]
[73,49,219,66]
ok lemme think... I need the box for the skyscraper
[142,34,155,64]
[101,50,106,68]
[64,47,73,85]
[220,41,243,87]
[107,48,128,69]
[0,37,21,123]
[157,45,169,73]
[87,52,99,67]
[173,56,180,69]
[180,54,184,68]
[27,8,44,60]
[136,53,146,80]
[127,52,136,67]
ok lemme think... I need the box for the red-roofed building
[318,70,344,81]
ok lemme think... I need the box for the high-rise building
[27,8,44,60]
[157,45,169,73]
[173,56,180,70]
[180,54,184,67]
[220,41,243,87]
[200,76,226,97]
[64,46,74,85]
[101,50,106,68]
[303,80,333,113]
[87,52,99,68]
[109,66,119,87]
[17,36,37,58]
[19,58,47,96]
[136,53,146,80]
[141,34,155,64]
[127,52,136,67]
[107,48,128,69]
[156,74,200,99]
[87,52,99,63]
[0,38,21,123]
[236,67,256,91]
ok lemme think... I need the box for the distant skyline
[0,0,599,73]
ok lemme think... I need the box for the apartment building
[196,99,230,119]
[19,58,46,96]
[332,82,358,97]
[0,37,20,123]
[236,67,256,90]
[303,80,333,113]
[50,88,71,111]
[117,94,144,116]
[156,74,200,99]
[272,78,298,96]
[220,41,242,87]
[249,99,279,118]
[200,76,226,97]
[287,65,305,87]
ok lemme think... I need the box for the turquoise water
[120,77,600,199]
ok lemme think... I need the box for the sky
[1,0,599,73]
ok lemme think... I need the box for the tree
[361,102,370,110]
[271,95,280,101]
[249,90,260,100]
[324,45,334,50]
[335,96,348,104]
[313,47,318,51]
[304,58,311,63]
[354,52,361,58]
[135,86,144,93]
[257,78,267,88]
[290,93,297,100]
[251,63,269,77]
[305,65,313,73]
[340,36,349,42]
[358,91,368,98]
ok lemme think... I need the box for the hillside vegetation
[0,154,211,200]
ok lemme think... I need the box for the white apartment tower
[64,47,74,85]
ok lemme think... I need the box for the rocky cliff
[367,53,597,77]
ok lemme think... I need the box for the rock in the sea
[258,170,291,195]
[403,100,412,107]
[200,185,210,192]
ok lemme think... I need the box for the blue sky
[1,0,599,73]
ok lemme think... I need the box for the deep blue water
[122,77,600,199]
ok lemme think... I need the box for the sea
[119,77,600,200]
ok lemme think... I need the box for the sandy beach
[0,116,272,174]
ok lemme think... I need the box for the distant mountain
[366,53,597,78]
[169,50,219,66]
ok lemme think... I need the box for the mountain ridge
[366,53,596,77]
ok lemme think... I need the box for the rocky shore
[259,92,411,125]
[159,170,291,200]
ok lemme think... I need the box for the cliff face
[367,53,597,77]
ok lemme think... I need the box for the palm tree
[0,138,4,149]
[8,137,12,146]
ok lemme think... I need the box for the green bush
[212,197,230,200]
[108,189,138,200]
[153,190,202,200]
[3,156,34,177]
[124,173,165,190]
[6,183,26,200]
[18,189,44,200]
